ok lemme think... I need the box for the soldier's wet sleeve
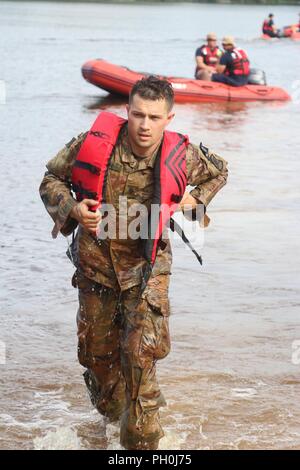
[39,133,87,239]
[186,142,228,208]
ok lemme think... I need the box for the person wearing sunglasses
[211,36,250,87]
[195,32,223,80]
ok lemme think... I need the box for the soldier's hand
[179,192,197,211]
[178,192,210,227]
[70,199,101,234]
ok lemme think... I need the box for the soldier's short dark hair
[129,75,174,112]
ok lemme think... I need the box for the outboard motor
[277,28,286,38]
[248,68,267,86]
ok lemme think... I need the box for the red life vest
[199,45,221,67]
[263,19,273,33]
[71,111,189,270]
[226,48,250,76]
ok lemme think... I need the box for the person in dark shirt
[194,32,223,80]
[211,36,250,87]
[262,13,279,38]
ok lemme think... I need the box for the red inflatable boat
[282,24,300,39]
[82,59,290,103]
[262,24,300,40]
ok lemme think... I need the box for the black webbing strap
[170,217,202,265]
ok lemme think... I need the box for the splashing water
[33,427,82,450]
[159,429,188,450]
[105,421,124,450]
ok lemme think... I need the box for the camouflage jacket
[39,124,228,290]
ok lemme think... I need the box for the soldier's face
[126,94,174,154]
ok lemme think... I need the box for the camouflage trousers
[72,271,171,450]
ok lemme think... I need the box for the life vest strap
[72,182,97,200]
[139,218,202,300]
[170,217,203,265]
[73,160,101,175]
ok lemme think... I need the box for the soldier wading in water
[39,76,228,450]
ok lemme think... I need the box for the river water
[0,1,300,450]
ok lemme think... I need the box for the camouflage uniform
[39,124,228,450]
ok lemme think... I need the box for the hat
[222,35,235,46]
[206,32,217,40]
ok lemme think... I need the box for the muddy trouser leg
[120,274,171,450]
[74,271,126,422]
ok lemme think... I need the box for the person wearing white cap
[195,32,223,80]
[211,36,250,87]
